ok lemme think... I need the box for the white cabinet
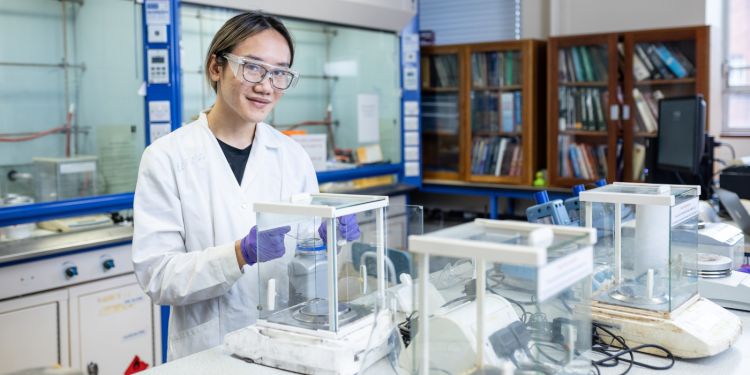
[0,272,160,375]
[69,274,160,375]
[0,289,69,373]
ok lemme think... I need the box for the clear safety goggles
[223,53,299,91]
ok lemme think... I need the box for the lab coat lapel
[241,123,282,199]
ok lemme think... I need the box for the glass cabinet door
[0,0,145,207]
[180,4,402,171]
[420,50,461,179]
[468,49,523,181]
[624,27,707,182]
[549,35,619,187]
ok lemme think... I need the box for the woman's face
[211,29,291,125]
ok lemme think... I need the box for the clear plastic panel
[406,221,594,374]
[255,196,392,335]
[587,186,700,313]
[256,211,379,332]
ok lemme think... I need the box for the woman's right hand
[238,225,290,266]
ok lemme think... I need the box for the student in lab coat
[132,11,344,360]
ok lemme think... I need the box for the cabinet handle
[610,104,619,121]
[87,362,98,375]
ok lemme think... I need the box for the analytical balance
[224,193,398,375]
[407,219,597,375]
[690,222,750,311]
[579,182,742,358]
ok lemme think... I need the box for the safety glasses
[223,53,299,91]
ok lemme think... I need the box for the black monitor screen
[656,96,705,174]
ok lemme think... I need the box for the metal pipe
[61,1,73,156]
[0,61,85,70]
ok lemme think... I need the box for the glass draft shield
[580,182,701,313]
[407,220,596,375]
[254,193,389,333]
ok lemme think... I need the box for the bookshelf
[546,25,709,188]
[421,46,463,180]
[622,26,709,182]
[548,33,620,187]
[421,40,545,185]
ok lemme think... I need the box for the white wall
[549,0,706,36]
[547,0,750,163]
[521,0,549,39]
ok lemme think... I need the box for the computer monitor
[656,95,706,175]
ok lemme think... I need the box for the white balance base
[224,309,394,375]
[591,295,742,358]
[700,271,750,312]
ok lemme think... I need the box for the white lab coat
[132,112,318,360]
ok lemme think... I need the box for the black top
[217,138,252,184]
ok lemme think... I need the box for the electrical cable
[590,322,675,375]
[717,142,737,161]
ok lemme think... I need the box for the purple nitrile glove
[318,214,361,244]
[240,225,291,266]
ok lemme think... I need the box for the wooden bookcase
[547,25,709,187]
[622,26,709,182]
[421,40,546,185]
[547,33,620,188]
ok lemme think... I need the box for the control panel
[147,49,170,84]
[0,244,133,300]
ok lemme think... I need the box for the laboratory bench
[141,309,750,375]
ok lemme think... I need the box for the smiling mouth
[246,96,271,106]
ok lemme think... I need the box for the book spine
[634,44,656,79]
[501,93,514,133]
[514,92,522,132]
[655,44,688,78]
[580,46,595,81]
[645,44,673,79]
[571,47,585,82]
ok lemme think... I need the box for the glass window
[0,0,145,205]
[180,5,402,170]
[723,0,750,135]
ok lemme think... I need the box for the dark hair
[205,11,294,93]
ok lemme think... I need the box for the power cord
[716,141,737,161]
[591,322,675,375]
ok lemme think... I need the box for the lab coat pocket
[168,317,220,360]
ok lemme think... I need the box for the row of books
[558,137,609,180]
[632,88,664,133]
[558,45,609,83]
[471,91,523,133]
[424,55,459,88]
[558,87,608,131]
[471,137,523,176]
[471,51,522,87]
[630,42,695,81]
[421,93,459,133]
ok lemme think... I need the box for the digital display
[152,56,165,63]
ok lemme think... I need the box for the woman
[132,11,333,360]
